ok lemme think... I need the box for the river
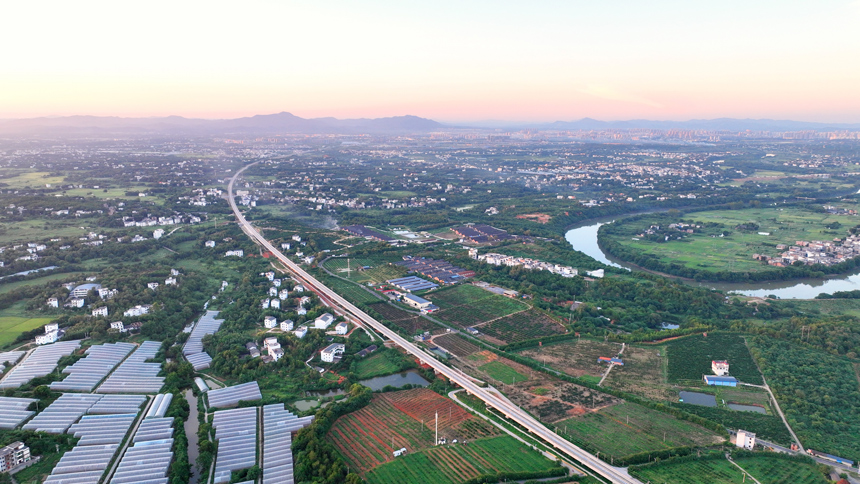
[565,220,860,299]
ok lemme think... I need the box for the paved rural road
[229,162,643,484]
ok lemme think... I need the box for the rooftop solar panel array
[262,404,314,484]
[0,396,37,429]
[110,417,175,484]
[97,341,164,394]
[212,407,258,484]
[0,340,81,390]
[23,393,103,434]
[50,342,136,392]
[207,381,262,408]
[183,311,223,370]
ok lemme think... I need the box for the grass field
[426,285,529,328]
[364,436,560,484]
[0,219,95,245]
[318,275,381,304]
[479,361,529,384]
[631,455,828,484]
[355,351,401,379]
[666,333,763,384]
[0,171,66,188]
[323,258,408,284]
[603,207,860,274]
[0,316,54,347]
[0,271,86,295]
[557,402,723,460]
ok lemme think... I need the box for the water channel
[565,220,860,299]
[183,389,200,484]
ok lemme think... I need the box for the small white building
[270,299,281,309]
[110,321,126,333]
[280,320,294,331]
[123,305,151,317]
[225,250,244,257]
[586,269,605,278]
[278,289,289,300]
[261,298,270,309]
[92,306,108,317]
[294,326,308,339]
[264,337,280,349]
[270,347,284,362]
[147,282,159,290]
[264,316,278,329]
[265,272,275,281]
[205,240,216,248]
[46,297,59,308]
[69,298,86,308]
[269,287,278,297]
[320,343,345,363]
[736,430,756,450]
[712,360,730,376]
[315,313,335,330]
[98,287,117,299]
[153,229,164,239]
[297,307,307,316]
[165,277,177,286]
[273,279,281,287]
[335,322,349,335]
[299,296,311,307]
[170,269,180,276]
[35,332,58,345]
[45,323,59,334]
[293,285,305,293]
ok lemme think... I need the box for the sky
[1,0,859,122]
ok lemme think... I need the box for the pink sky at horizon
[2,1,859,123]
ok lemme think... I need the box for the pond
[566,221,860,299]
[678,391,717,407]
[293,399,332,412]
[358,370,430,391]
[727,403,767,414]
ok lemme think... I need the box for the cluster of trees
[749,336,860,460]
[293,384,371,484]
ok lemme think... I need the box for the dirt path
[727,454,763,484]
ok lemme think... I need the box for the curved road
[228,162,641,484]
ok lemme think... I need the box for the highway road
[228,162,642,484]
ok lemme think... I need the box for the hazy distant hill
[2,113,858,137]
[0,112,445,136]
[535,117,860,132]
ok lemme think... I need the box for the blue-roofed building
[704,375,738,387]
[386,276,439,292]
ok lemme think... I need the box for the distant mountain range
[466,117,860,132]
[0,112,445,136]
[1,112,858,136]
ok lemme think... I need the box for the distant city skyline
[2,0,859,122]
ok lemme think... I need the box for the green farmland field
[0,316,54,348]
[365,436,560,484]
[666,333,762,384]
[631,455,828,484]
[426,285,529,327]
[354,351,401,379]
[478,361,529,384]
[600,206,860,276]
[557,401,723,461]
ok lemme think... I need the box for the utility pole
[435,411,438,446]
